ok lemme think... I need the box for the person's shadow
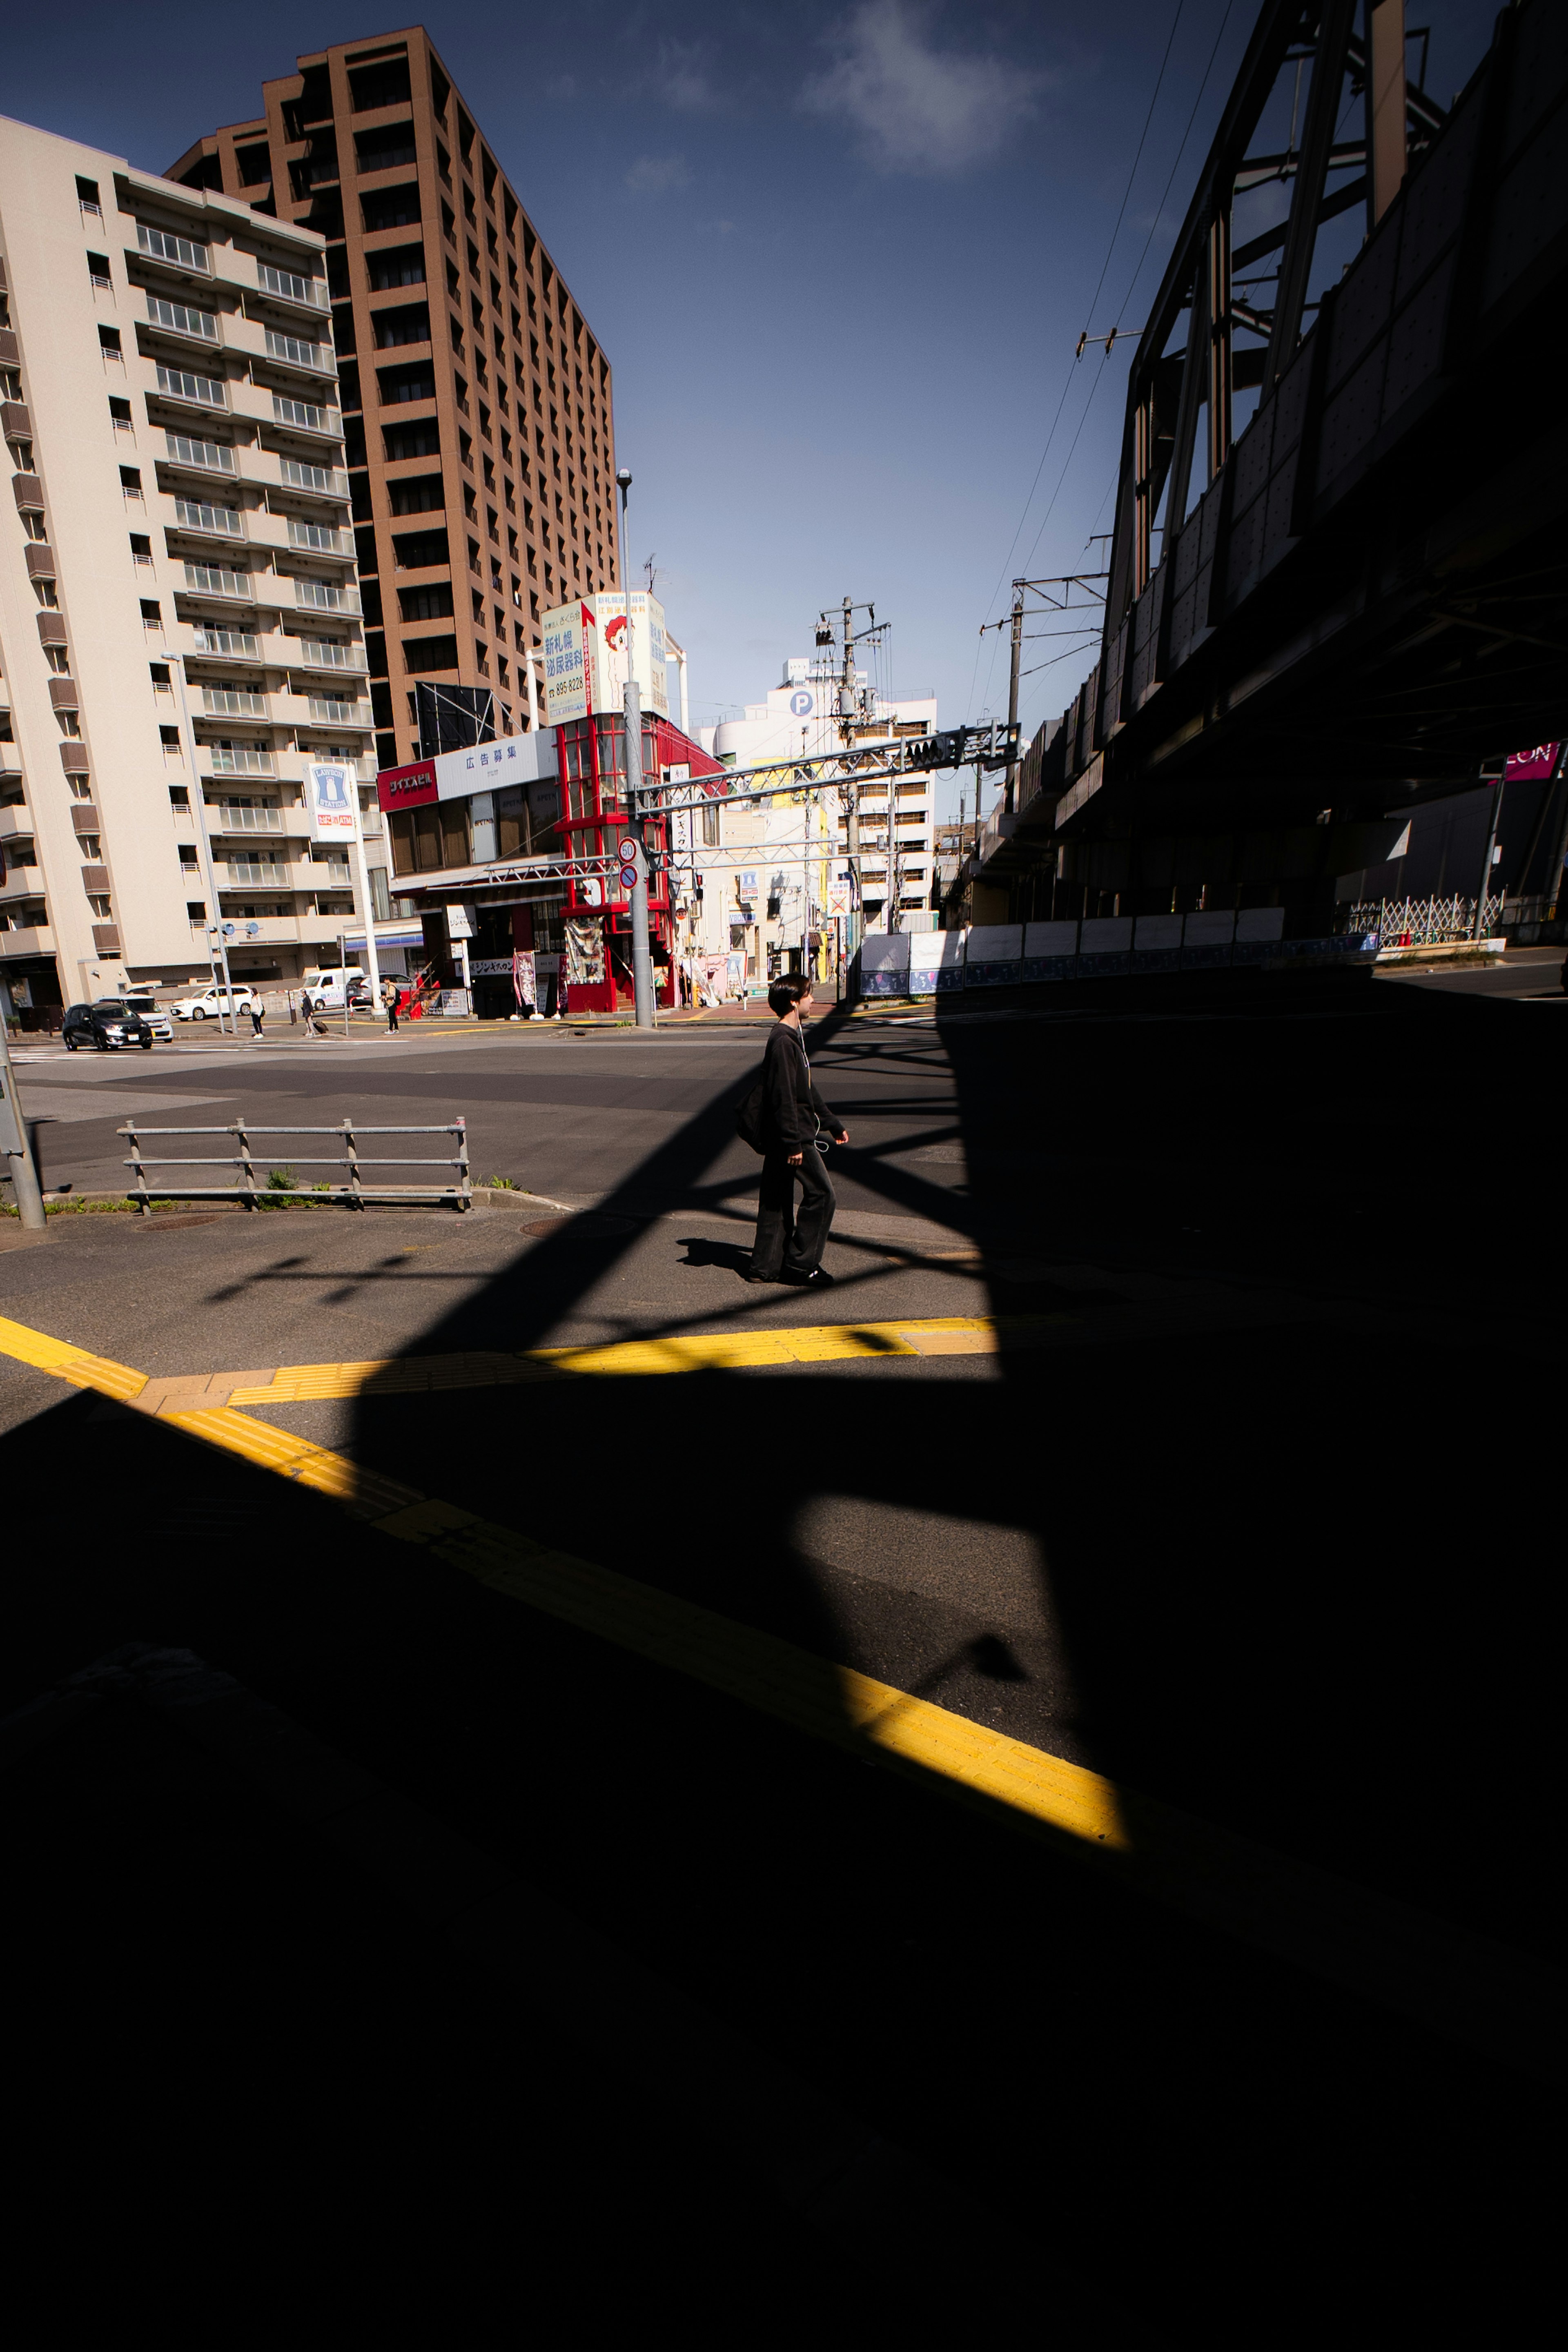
[676,1234,753,1278]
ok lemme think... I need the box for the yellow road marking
[0,1304,1559,2082]
[220,1316,1019,1403]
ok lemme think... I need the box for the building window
[130,534,152,562]
[120,465,142,496]
[76,175,101,213]
[702,803,721,848]
[187,900,207,920]
[109,396,132,429]
[99,325,122,358]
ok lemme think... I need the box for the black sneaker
[784,1266,834,1286]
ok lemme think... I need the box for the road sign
[619,865,638,890]
[617,837,637,862]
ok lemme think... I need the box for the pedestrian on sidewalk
[248,998,265,1040]
[744,975,848,1288]
[383,977,400,1034]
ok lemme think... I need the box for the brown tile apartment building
[168,25,619,776]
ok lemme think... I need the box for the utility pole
[1472,775,1505,942]
[0,1004,47,1229]
[1004,583,1024,814]
[618,466,655,1029]
[838,594,862,971]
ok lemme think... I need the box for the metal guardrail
[119,1116,471,1213]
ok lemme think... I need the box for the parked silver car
[121,993,173,1042]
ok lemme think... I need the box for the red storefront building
[556,711,724,1013]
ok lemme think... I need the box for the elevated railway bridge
[977,0,1568,937]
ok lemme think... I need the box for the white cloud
[802,0,1045,177]
[649,37,719,114]
[624,154,693,194]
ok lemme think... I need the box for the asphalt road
[2,973,1559,2339]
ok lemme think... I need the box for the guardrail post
[343,1116,361,1208]
[235,1119,257,1208]
[126,1119,150,1217]
[455,1116,470,1209]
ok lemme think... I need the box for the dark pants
[749,1145,835,1279]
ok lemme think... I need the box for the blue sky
[3,0,1499,814]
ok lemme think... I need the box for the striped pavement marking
[0,1305,1559,2085]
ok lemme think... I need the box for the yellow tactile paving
[0,1303,1558,2084]
[222,1317,1016,1403]
[0,1312,149,1403]
[160,1404,424,1519]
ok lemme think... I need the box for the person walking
[383,977,400,1035]
[745,975,848,1288]
[248,997,265,1040]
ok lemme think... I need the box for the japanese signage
[376,731,556,813]
[304,761,358,842]
[1504,744,1560,782]
[541,592,669,724]
[378,759,439,811]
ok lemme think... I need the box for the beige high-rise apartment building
[169,27,619,778]
[0,116,374,1019]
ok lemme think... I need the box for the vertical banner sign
[305,761,357,842]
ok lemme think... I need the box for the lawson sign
[304,761,358,842]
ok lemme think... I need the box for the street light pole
[617,467,655,1030]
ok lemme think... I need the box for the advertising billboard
[304,760,359,842]
[375,729,557,813]
[541,593,669,724]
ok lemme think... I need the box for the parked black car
[62,1000,154,1052]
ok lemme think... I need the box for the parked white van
[299,966,371,1013]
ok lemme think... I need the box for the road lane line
[0,1303,1559,2083]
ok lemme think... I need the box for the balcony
[144,295,221,348]
[277,692,374,731]
[202,687,270,718]
[204,746,275,777]
[136,223,210,277]
[185,626,265,660]
[270,392,341,439]
[293,637,367,675]
[170,496,245,541]
[223,858,292,886]
[295,577,361,615]
[207,801,285,832]
[256,262,330,314]
[0,804,34,840]
[278,456,350,499]
[0,924,54,958]
[162,430,236,478]
[287,518,353,557]
[24,543,56,581]
[180,561,253,601]
[153,364,228,414]
[263,328,336,379]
